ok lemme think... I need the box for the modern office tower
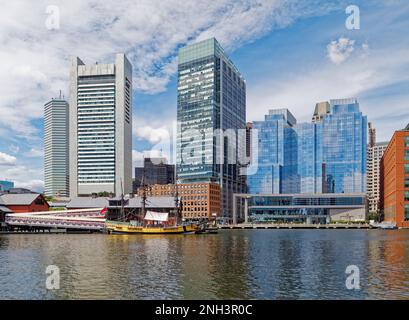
[381,124,409,228]
[177,38,246,218]
[0,180,14,192]
[248,98,367,195]
[366,122,388,213]
[319,98,367,193]
[134,157,175,190]
[368,122,376,147]
[246,122,253,159]
[247,109,298,194]
[295,122,322,193]
[312,101,330,122]
[44,97,69,197]
[69,54,132,197]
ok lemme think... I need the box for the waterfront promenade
[220,223,373,230]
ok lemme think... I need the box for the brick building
[380,125,409,228]
[137,183,221,220]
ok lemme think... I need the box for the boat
[369,221,398,230]
[105,169,201,235]
[106,220,200,234]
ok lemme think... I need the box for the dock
[219,223,373,230]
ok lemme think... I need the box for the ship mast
[141,166,146,224]
[174,169,181,226]
[120,178,125,221]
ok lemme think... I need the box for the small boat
[106,220,200,235]
[370,221,397,230]
[194,224,219,234]
[106,173,201,235]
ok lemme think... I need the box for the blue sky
[0,0,408,191]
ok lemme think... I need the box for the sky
[0,0,408,192]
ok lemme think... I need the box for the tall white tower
[69,54,132,197]
[44,97,69,197]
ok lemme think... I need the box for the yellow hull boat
[106,221,200,234]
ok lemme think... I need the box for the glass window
[405,149,409,161]
[405,205,409,221]
[405,164,409,174]
[405,136,409,147]
[405,177,409,188]
[405,191,409,202]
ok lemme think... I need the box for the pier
[219,223,373,230]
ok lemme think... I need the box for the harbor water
[0,229,408,299]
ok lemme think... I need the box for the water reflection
[0,230,408,299]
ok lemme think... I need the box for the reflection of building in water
[179,233,252,299]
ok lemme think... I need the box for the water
[0,230,408,300]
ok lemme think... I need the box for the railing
[5,208,106,230]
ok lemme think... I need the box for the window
[405,149,409,161]
[405,164,409,174]
[405,136,409,147]
[405,191,409,202]
[405,177,409,188]
[405,205,409,221]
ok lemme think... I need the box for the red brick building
[380,125,409,228]
[137,183,221,220]
[0,193,49,213]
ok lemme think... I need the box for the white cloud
[0,0,341,139]
[8,145,20,154]
[327,37,355,64]
[135,125,171,144]
[16,180,45,192]
[25,148,43,158]
[0,152,17,166]
[248,46,409,126]
[0,164,44,192]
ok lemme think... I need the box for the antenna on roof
[59,90,62,99]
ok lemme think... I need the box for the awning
[144,211,169,222]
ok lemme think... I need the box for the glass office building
[247,109,298,194]
[233,193,367,224]
[177,38,246,218]
[319,98,367,193]
[248,98,367,195]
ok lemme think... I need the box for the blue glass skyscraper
[248,98,367,195]
[247,109,299,194]
[319,98,367,193]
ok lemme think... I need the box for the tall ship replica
[106,173,201,235]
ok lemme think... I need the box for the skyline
[0,0,408,192]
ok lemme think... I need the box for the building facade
[0,180,14,192]
[137,183,221,220]
[233,193,367,224]
[318,98,367,194]
[247,98,367,195]
[366,122,388,213]
[176,38,246,218]
[381,125,409,228]
[247,109,298,194]
[134,157,175,191]
[69,54,132,197]
[0,193,49,213]
[44,98,69,197]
